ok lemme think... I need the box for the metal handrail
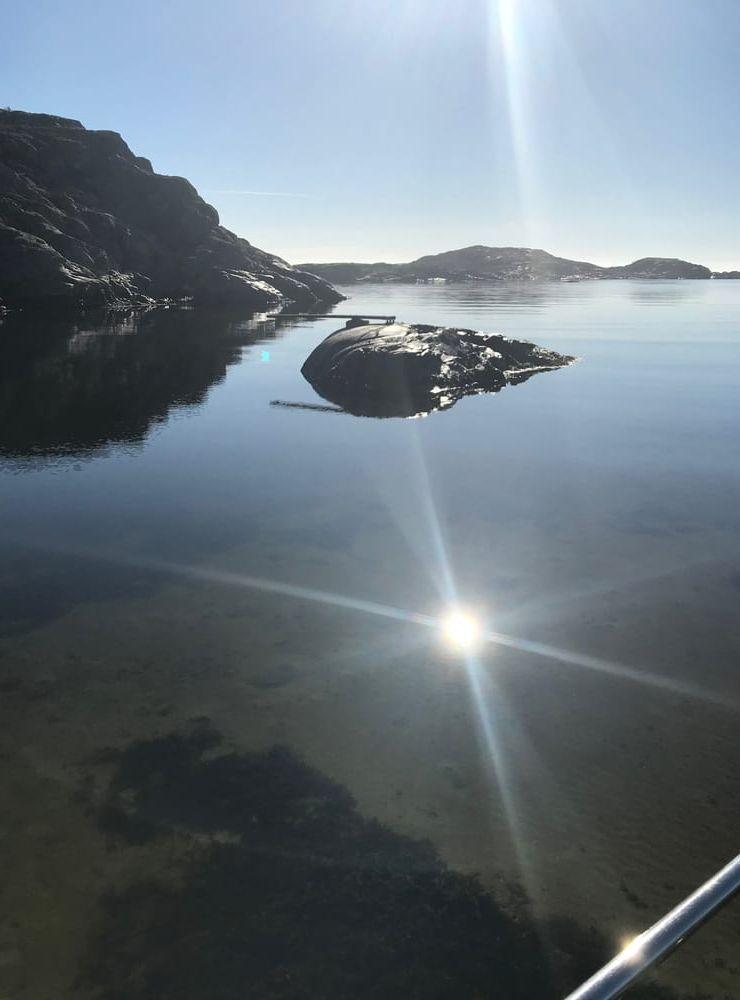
[565,852,740,999]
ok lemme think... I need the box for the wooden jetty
[277,313,396,324]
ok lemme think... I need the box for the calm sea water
[1,280,739,998]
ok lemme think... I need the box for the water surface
[1,281,739,998]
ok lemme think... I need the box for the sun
[441,610,481,651]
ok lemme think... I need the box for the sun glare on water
[441,610,482,651]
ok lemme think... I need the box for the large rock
[301,321,574,417]
[0,110,342,311]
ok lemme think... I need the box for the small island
[298,245,715,284]
[301,319,575,418]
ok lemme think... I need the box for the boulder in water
[301,321,575,417]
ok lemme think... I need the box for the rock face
[301,320,574,417]
[0,110,342,311]
[299,245,712,284]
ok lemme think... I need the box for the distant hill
[298,246,713,284]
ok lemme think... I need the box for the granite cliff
[0,110,342,311]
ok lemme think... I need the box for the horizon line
[279,244,739,272]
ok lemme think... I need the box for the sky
[3,0,740,269]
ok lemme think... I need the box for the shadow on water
[79,722,687,1000]
[0,306,314,461]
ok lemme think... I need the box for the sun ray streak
[485,630,737,710]
[492,0,540,244]
[493,552,740,633]
[407,421,458,604]
[30,541,738,712]
[460,649,555,962]
[92,548,437,629]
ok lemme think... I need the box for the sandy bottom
[1,511,739,999]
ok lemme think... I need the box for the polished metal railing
[565,852,740,999]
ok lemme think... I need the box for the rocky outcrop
[301,320,574,417]
[299,246,712,284]
[0,110,342,311]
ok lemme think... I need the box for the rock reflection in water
[0,307,307,460]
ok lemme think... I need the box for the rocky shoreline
[0,110,343,313]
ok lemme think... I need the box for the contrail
[206,189,311,198]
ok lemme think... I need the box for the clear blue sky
[3,0,740,268]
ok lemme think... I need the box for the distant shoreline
[297,245,740,285]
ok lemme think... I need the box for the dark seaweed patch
[620,880,649,911]
[82,725,683,1000]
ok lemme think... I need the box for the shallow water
[1,281,739,997]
